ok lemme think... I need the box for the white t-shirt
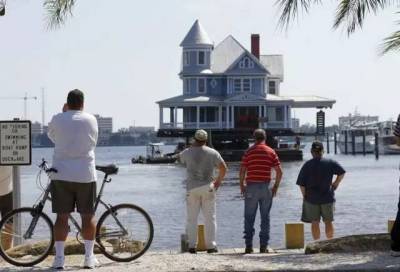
[48,110,98,183]
[0,166,13,196]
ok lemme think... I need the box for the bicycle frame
[23,163,129,241]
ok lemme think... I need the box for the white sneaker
[83,255,99,269]
[52,255,65,270]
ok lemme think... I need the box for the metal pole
[326,133,330,154]
[334,132,337,154]
[344,131,348,155]
[351,131,356,155]
[375,132,379,160]
[12,165,22,246]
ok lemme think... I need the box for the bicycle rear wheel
[0,207,54,267]
[96,203,154,262]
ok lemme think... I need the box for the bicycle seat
[96,164,119,175]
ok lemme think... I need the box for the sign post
[0,120,32,246]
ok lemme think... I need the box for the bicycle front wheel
[96,203,154,262]
[0,208,54,267]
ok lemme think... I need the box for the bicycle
[0,159,154,267]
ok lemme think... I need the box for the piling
[285,223,304,249]
[344,131,348,155]
[351,131,356,155]
[362,130,366,156]
[326,133,330,154]
[374,132,379,160]
[334,132,337,154]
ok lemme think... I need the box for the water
[17,145,400,250]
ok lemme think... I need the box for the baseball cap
[311,141,324,152]
[194,129,208,142]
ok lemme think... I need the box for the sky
[0,0,399,130]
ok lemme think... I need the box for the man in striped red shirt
[239,129,283,254]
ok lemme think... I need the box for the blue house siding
[251,78,264,95]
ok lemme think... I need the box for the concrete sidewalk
[1,249,400,271]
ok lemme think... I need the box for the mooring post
[351,131,356,155]
[375,132,379,160]
[344,130,348,155]
[326,133,330,154]
[334,132,337,154]
[362,130,366,156]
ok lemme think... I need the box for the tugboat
[131,143,177,164]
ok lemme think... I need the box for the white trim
[231,77,253,93]
[239,56,254,69]
[197,77,207,94]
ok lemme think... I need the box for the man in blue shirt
[296,141,346,240]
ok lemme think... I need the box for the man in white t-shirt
[0,166,13,250]
[48,89,98,269]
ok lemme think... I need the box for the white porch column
[159,106,163,129]
[196,106,200,129]
[231,105,235,129]
[283,105,288,128]
[174,107,178,128]
[263,105,267,129]
[226,105,229,129]
[219,105,222,129]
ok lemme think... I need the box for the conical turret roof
[180,20,213,47]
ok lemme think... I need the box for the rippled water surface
[18,145,400,250]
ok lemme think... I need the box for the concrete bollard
[388,219,395,233]
[197,224,207,251]
[285,223,304,249]
[180,234,189,253]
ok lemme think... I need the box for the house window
[239,57,254,69]
[269,81,276,94]
[198,51,205,65]
[233,78,251,92]
[243,79,251,92]
[234,79,242,92]
[183,51,190,66]
[183,78,190,94]
[276,107,283,121]
[198,78,206,93]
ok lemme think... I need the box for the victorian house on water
[157,20,335,158]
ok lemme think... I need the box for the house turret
[180,20,213,75]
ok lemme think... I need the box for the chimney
[251,34,260,59]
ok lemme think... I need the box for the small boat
[378,121,400,155]
[131,143,178,164]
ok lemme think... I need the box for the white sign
[0,121,32,165]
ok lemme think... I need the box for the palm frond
[44,0,75,29]
[380,30,400,54]
[333,0,394,34]
[275,0,321,30]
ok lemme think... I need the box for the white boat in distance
[338,127,377,154]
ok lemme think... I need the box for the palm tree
[44,0,75,29]
[276,0,400,54]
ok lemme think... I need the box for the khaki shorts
[301,200,334,223]
[50,180,96,214]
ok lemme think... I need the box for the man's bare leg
[1,223,13,250]
[311,221,321,240]
[81,214,96,257]
[325,221,334,239]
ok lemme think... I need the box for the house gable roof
[225,51,268,75]
[180,20,213,47]
[260,55,284,80]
